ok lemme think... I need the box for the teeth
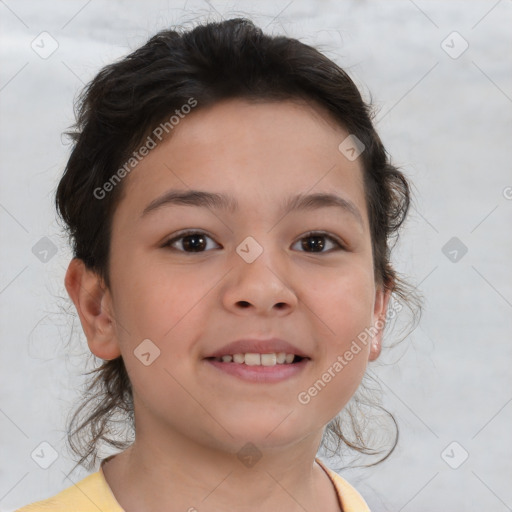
[233,353,245,364]
[245,353,261,366]
[213,352,301,365]
[261,353,276,366]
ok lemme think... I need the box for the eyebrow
[140,189,364,226]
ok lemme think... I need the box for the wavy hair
[55,17,423,474]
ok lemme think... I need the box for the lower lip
[204,358,310,383]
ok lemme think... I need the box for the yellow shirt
[15,457,370,512]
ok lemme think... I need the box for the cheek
[303,266,375,406]
[114,264,207,411]
[111,256,213,342]
[307,264,375,345]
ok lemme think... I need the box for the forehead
[117,98,368,228]
[162,97,349,158]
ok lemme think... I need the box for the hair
[56,17,423,474]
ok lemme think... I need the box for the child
[17,17,420,512]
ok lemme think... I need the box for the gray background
[1,1,511,510]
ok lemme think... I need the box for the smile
[204,354,310,383]
[207,352,306,365]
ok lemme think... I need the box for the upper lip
[204,338,311,359]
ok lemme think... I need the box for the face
[70,98,390,454]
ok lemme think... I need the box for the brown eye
[163,231,220,253]
[293,232,345,253]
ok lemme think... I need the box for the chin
[221,418,311,451]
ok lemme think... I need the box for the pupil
[303,235,324,252]
[184,234,206,251]
[181,235,325,252]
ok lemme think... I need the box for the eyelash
[162,230,346,253]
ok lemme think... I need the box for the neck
[101,426,341,512]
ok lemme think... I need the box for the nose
[221,242,298,316]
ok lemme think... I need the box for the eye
[292,231,346,253]
[162,230,346,254]
[162,230,221,253]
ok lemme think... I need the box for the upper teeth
[215,353,297,365]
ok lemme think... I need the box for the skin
[65,98,392,512]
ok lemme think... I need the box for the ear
[64,258,121,360]
[368,283,393,362]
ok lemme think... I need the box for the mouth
[205,352,308,365]
[203,352,311,383]
[203,338,311,383]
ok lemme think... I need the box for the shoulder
[15,470,124,512]
[315,458,371,512]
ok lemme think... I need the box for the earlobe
[64,258,121,360]
[368,284,393,362]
